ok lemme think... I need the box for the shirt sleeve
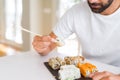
[53,9,74,40]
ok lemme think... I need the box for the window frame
[0,0,23,49]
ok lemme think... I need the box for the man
[32,0,120,79]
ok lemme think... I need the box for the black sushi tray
[44,62,92,80]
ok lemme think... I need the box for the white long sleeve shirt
[53,1,120,67]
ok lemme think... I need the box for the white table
[0,51,120,80]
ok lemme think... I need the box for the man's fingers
[32,35,56,55]
[90,71,112,80]
[33,36,42,41]
[35,47,51,56]
[33,42,51,49]
[100,75,120,80]
[33,35,50,41]
[42,36,51,42]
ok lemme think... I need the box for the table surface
[0,51,120,80]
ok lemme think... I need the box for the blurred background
[0,0,84,57]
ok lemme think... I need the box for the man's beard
[88,0,113,13]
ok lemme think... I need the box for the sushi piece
[48,57,65,70]
[64,56,85,66]
[58,65,81,80]
[77,62,98,77]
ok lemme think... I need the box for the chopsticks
[20,27,64,46]
[20,27,42,36]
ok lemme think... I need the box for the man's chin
[91,9,101,13]
[91,8,104,13]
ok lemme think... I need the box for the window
[5,0,23,45]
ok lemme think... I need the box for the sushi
[77,62,98,77]
[58,65,81,80]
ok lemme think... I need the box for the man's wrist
[49,32,57,39]
[49,32,65,47]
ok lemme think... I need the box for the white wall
[29,0,42,50]
[22,0,59,50]
[0,0,5,40]
[21,0,31,51]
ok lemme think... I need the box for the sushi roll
[77,62,98,77]
[58,65,81,80]
[64,56,85,65]
[48,57,65,70]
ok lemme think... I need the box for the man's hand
[32,34,57,56]
[89,71,120,80]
